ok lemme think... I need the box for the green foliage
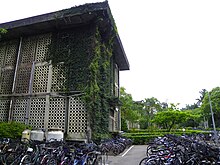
[0,122,31,139]
[46,26,95,91]
[182,103,199,110]
[201,87,220,115]
[120,87,140,124]
[140,97,163,128]
[120,87,134,118]
[82,27,114,139]
[120,86,207,131]
[46,25,115,140]
[0,28,7,40]
[124,134,159,145]
[152,110,192,131]
[139,118,148,129]
[143,97,162,113]
[121,118,128,131]
[196,89,207,106]
[200,87,220,127]
[181,108,202,127]
[126,129,205,134]
[120,89,172,130]
[124,129,208,145]
[0,28,7,33]
[92,133,111,144]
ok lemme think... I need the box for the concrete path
[105,145,148,165]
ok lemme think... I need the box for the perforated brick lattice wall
[4,40,18,66]
[12,98,28,123]
[0,99,10,122]
[51,64,67,92]
[0,68,14,94]
[36,34,51,62]
[0,43,6,67]
[20,37,36,64]
[0,41,18,94]
[0,32,90,138]
[69,97,87,133]
[15,66,31,93]
[48,97,66,130]
[33,65,49,93]
[29,97,46,129]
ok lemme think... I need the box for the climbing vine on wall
[0,28,7,40]
[46,25,95,91]
[47,23,115,139]
[83,27,114,139]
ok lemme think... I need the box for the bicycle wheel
[146,146,157,156]
[86,157,94,165]
[0,154,6,165]
[46,157,58,165]
[95,156,102,165]
[139,157,158,165]
[5,152,19,164]
[185,157,201,165]
[112,146,120,156]
[20,154,32,164]
[171,157,182,165]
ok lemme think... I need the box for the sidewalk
[105,145,148,165]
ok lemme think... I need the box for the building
[0,1,129,140]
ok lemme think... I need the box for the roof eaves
[0,1,109,30]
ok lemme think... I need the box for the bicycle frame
[73,152,88,165]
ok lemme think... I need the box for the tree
[143,97,162,113]
[152,110,191,131]
[142,97,162,127]
[160,102,168,109]
[196,89,206,107]
[181,108,202,127]
[120,87,140,129]
[120,87,134,119]
[181,103,199,110]
[133,100,147,129]
[200,87,220,127]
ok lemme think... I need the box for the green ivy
[82,26,114,139]
[47,23,115,139]
[0,28,7,40]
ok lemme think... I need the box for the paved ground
[104,145,148,165]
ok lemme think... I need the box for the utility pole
[207,91,218,143]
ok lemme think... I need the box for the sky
[1,0,220,108]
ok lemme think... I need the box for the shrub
[124,134,160,145]
[0,122,31,139]
[123,128,209,145]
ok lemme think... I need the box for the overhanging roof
[0,1,129,70]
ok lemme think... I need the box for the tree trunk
[168,121,175,132]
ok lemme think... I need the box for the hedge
[123,129,210,145]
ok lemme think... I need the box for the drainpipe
[25,36,39,125]
[25,61,35,125]
[8,37,22,121]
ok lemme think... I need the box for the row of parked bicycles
[139,134,220,165]
[0,136,132,165]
